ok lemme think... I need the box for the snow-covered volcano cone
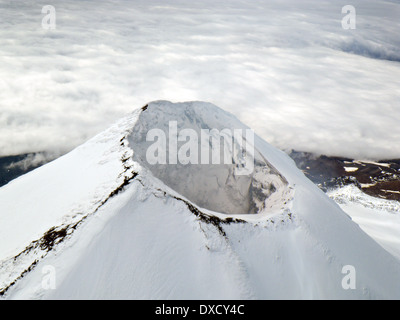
[0,101,399,299]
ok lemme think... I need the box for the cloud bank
[0,0,399,160]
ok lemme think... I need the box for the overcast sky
[0,0,399,160]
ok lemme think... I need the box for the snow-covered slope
[328,185,400,261]
[0,101,399,299]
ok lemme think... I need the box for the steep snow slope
[1,101,400,299]
[0,110,140,296]
[328,185,400,261]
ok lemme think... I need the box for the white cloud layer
[0,0,399,159]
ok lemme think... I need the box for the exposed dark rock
[0,154,44,187]
[289,150,400,201]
